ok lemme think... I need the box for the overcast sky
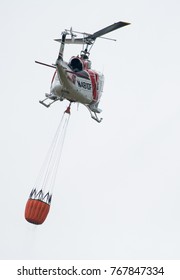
[0,0,180,260]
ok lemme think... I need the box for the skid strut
[84,105,103,123]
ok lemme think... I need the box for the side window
[70,58,83,72]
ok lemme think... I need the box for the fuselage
[50,56,104,105]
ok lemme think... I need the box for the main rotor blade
[54,38,84,44]
[86,21,130,40]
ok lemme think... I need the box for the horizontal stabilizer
[35,60,56,68]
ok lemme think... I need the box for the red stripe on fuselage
[87,69,98,101]
[51,70,57,84]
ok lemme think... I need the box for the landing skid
[39,97,59,108]
[84,105,103,123]
[39,97,102,123]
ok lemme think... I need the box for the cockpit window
[69,58,83,72]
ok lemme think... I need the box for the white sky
[0,0,180,260]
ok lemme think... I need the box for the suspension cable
[34,108,71,193]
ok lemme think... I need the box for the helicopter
[36,21,130,122]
